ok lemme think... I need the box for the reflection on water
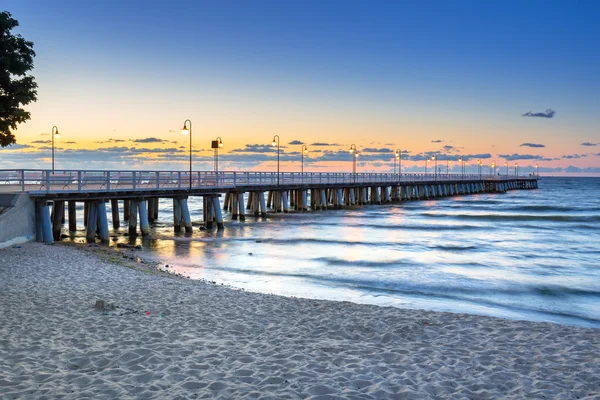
[67,177,600,327]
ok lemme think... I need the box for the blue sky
[2,0,599,174]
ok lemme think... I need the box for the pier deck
[0,169,538,245]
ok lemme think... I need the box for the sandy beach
[0,243,598,399]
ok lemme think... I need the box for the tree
[0,11,37,147]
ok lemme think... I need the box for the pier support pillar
[180,198,193,233]
[173,198,182,233]
[138,200,150,236]
[212,197,224,230]
[111,199,120,229]
[282,191,289,213]
[97,201,110,243]
[86,202,98,243]
[52,201,64,241]
[231,193,239,220]
[123,199,130,221]
[38,201,54,244]
[238,193,246,221]
[259,192,267,217]
[204,197,214,229]
[128,200,138,237]
[68,201,77,232]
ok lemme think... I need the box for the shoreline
[1,243,598,399]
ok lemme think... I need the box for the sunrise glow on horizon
[1,0,599,175]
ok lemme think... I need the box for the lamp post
[515,163,518,176]
[398,149,402,178]
[212,136,223,179]
[271,135,280,185]
[349,144,357,181]
[426,157,429,175]
[394,150,400,181]
[491,162,495,175]
[459,157,463,177]
[181,119,192,190]
[535,163,539,177]
[505,161,508,176]
[51,126,60,172]
[465,161,469,176]
[300,144,308,176]
[432,155,437,180]
[478,159,482,179]
[446,159,450,174]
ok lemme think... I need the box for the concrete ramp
[0,193,35,249]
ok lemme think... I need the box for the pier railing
[0,169,536,194]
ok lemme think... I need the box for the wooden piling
[238,193,246,221]
[97,201,110,243]
[128,200,138,237]
[39,201,54,244]
[213,196,224,229]
[173,198,182,233]
[111,199,120,229]
[68,201,77,232]
[52,201,64,241]
[86,202,98,243]
[180,198,192,233]
[123,199,130,221]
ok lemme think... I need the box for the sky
[1,0,599,175]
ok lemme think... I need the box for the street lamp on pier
[212,137,223,177]
[394,150,400,181]
[51,126,60,172]
[505,161,508,176]
[181,120,192,190]
[459,157,463,177]
[426,157,430,175]
[349,144,358,181]
[535,163,539,177]
[477,159,482,179]
[446,159,451,175]
[271,135,280,185]
[432,155,437,181]
[515,163,518,176]
[300,144,308,176]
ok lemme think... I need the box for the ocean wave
[421,213,600,223]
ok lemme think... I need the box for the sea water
[74,177,600,327]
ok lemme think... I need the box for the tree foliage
[0,11,37,147]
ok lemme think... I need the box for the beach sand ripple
[0,243,598,399]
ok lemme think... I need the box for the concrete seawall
[0,193,36,249]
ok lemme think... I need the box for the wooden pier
[0,169,538,244]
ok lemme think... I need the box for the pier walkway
[0,169,538,245]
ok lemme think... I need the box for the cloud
[520,143,545,148]
[581,142,597,147]
[362,147,393,153]
[64,141,77,144]
[442,145,456,152]
[288,140,304,145]
[310,142,340,146]
[522,109,555,118]
[431,139,444,143]
[95,138,126,144]
[562,154,588,159]
[231,144,278,153]
[31,140,51,144]
[0,143,33,150]
[131,137,174,144]
[499,153,552,161]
